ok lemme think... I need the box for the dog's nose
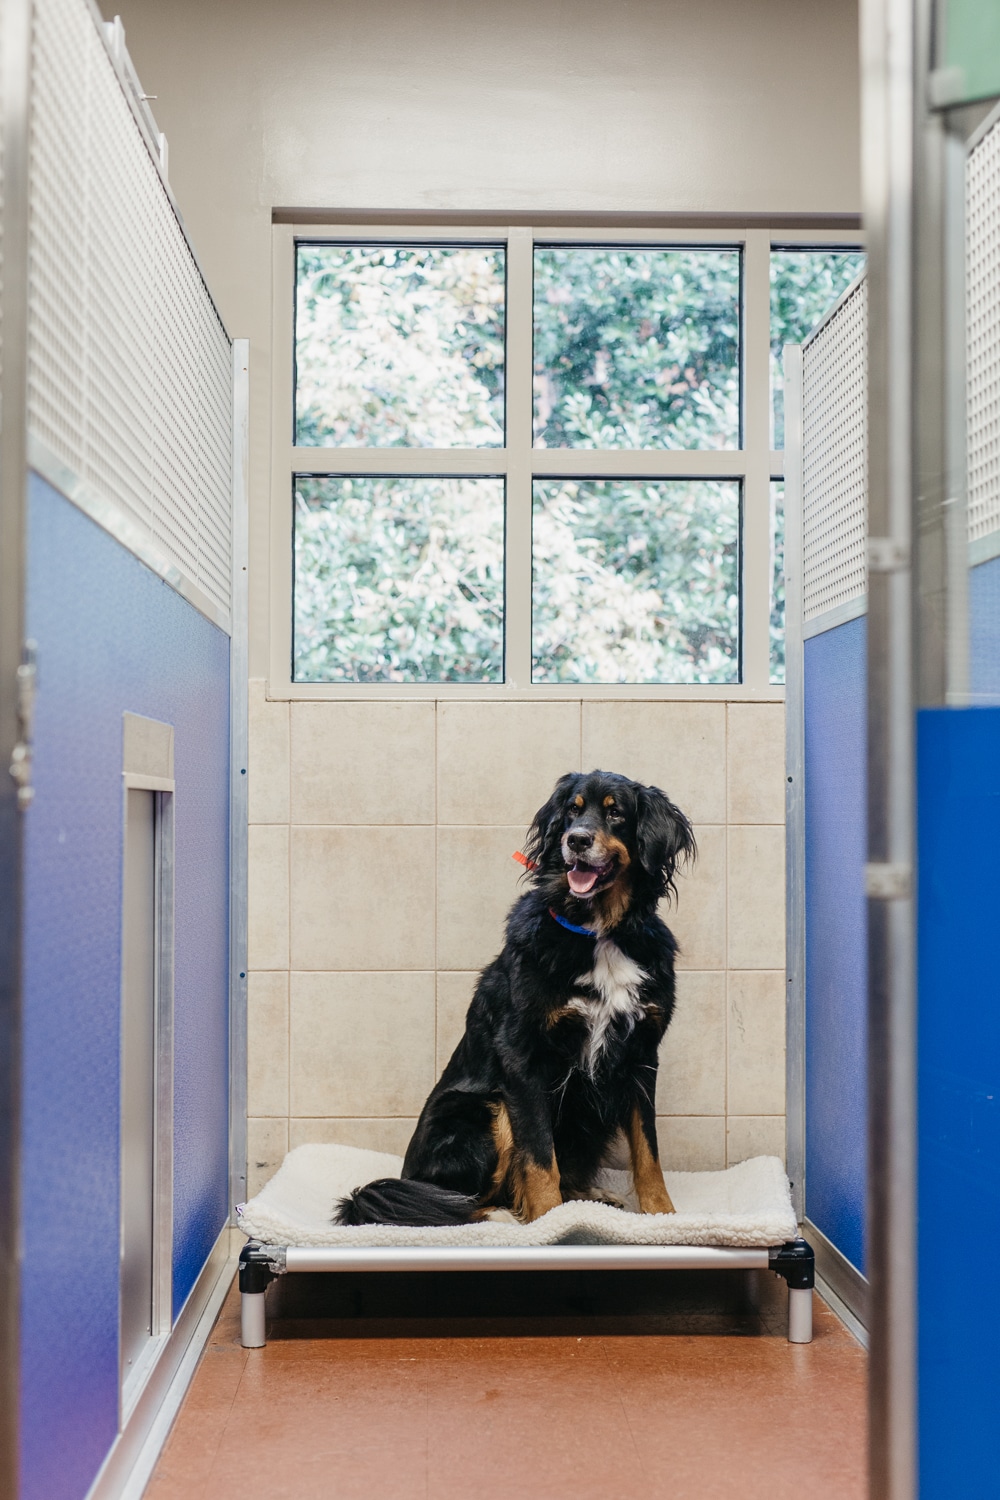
[567,829,594,854]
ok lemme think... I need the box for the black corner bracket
[769,1238,815,1290]
[239,1241,277,1295]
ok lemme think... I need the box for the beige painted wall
[107,0,858,1194]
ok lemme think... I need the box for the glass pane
[770,480,785,684]
[770,248,865,448]
[533,247,740,450]
[294,475,504,682]
[532,478,740,684]
[295,245,506,448]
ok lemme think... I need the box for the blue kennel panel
[20,474,230,1500]
[803,615,868,1274]
[969,553,1000,702]
[916,706,1000,1498]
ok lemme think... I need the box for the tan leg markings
[628,1104,675,1214]
[486,1100,515,1202]
[510,1153,563,1222]
[487,1103,562,1221]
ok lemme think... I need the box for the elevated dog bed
[237,1143,814,1345]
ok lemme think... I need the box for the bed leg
[239,1242,277,1348]
[241,1291,267,1348]
[788,1287,813,1343]
[769,1238,815,1344]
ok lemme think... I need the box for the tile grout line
[724,701,731,1168]
[285,703,292,1142]
[284,698,293,1159]
[433,699,439,1079]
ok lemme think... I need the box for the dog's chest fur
[566,937,647,1074]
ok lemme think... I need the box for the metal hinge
[867,537,910,572]
[9,641,37,811]
[865,861,912,900]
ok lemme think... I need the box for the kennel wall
[786,100,1000,1372]
[15,2,244,1499]
[913,100,1000,1495]
[784,272,869,1333]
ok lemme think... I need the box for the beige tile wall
[245,686,787,1195]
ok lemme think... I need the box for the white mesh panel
[801,277,868,620]
[27,0,232,620]
[967,116,1000,548]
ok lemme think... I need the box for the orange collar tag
[512,850,538,871]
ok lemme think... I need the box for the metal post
[0,3,34,1496]
[861,0,917,1495]
[229,341,250,1218]
[782,345,806,1226]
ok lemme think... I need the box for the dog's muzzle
[562,831,617,896]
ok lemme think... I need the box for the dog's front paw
[640,1190,675,1215]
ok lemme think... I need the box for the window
[768,247,866,682]
[275,225,863,697]
[532,478,740,684]
[532,246,740,451]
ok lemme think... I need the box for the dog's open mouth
[566,859,614,896]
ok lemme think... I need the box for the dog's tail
[333,1177,482,1227]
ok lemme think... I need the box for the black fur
[334,770,696,1228]
[336,1178,480,1227]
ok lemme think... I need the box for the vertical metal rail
[0,2,32,1496]
[782,345,806,1225]
[913,0,969,712]
[861,0,917,1494]
[229,340,250,1217]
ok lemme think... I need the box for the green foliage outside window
[533,479,740,684]
[533,247,740,450]
[295,245,506,448]
[294,475,504,683]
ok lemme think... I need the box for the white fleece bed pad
[237,1144,797,1250]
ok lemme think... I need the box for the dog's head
[522,770,696,922]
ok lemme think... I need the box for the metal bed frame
[238,1237,816,1347]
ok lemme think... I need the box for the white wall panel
[801,277,868,621]
[27,0,232,621]
[967,113,1000,549]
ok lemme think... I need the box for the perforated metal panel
[27,0,232,622]
[967,115,1000,549]
[801,277,868,621]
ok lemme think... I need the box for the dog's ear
[635,783,696,902]
[523,772,579,873]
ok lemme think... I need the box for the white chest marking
[567,938,647,1075]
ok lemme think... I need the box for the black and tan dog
[335,769,695,1227]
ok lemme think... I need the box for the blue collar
[549,907,596,937]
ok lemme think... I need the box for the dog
[335,769,695,1227]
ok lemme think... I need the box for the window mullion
[504,227,534,688]
[742,229,773,689]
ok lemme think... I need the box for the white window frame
[269,222,861,701]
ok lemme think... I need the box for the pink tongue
[567,865,600,895]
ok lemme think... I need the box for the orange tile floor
[145,1267,866,1500]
